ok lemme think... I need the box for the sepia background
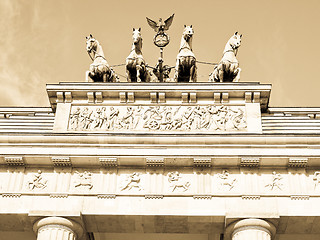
[0,0,319,107]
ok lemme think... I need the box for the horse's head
[132,28,142,45]
[182,25,194,41]
[228,32,242,50]
[86,34,97,53]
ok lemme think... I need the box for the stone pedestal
[225,219,276,240]
[33,217,83,240]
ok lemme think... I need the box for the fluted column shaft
[33,217,83,240]
[226,219,276,240]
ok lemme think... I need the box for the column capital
[33,216,83,239]
[225,218,276,240]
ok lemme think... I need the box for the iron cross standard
[146,14,174,82]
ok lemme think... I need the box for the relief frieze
[265,171,283,191]
[313,171,320,189]
[167,171,191,192]
[120,172,143,191]
[68,105,247,132]
[74,171,93,190]
[28,170,47,190]
[3,169,319,197]
[217,170,236,191]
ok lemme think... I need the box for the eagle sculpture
[146,14,175,33]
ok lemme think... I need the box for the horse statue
[85,34,119,82]
[126,28,150,82]
[209,32,242,82]
[174,25,197,82]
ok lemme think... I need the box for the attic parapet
[46,82,271,111]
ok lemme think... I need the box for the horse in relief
[126,28,150,82]
[85,34,119,82]
[174,25,197,82]
[168,171,191,192]
[209,32,242,82]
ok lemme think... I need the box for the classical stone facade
[1,82,320,240]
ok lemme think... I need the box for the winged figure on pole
[146,14,175,34]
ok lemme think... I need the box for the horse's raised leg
[218,66,224,82]
[145,69,151,83]
[136,66,142,82]
[209,67,218,82]
[208,71,214,82]
[85,71,91,82]
[110,69,119,82]
[234,67,241,82]
[103,73,107,82]
[190,64,197,82]
[174,59,180,82]
[126,69,132,82]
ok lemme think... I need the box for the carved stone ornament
[265,171,283,190]
[313,171,320,189]
[167,171,190,192]
[120,172,143,191]
[68,105,247,132]
[217,170,236,191]
[28,170,47,190]
[74,171,93,190]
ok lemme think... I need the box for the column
[225,218,276,240]
[33,217,83,240]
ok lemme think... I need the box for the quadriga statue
[174,25,197,82]
[209,32,242,82]
[126,28,150,82]
[85,34,119,82]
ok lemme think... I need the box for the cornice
[1,135,320,145]
[46,82,271,111]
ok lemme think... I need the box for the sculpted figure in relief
[209,32,242,82]
[28,170,47,190]
[121,173,143,191]
[121,107,134,129]
[80,107,93,130]
[265,171,283,190]
[217,170,236,191]
[108,107,120,129]
[70,107,81,130]
[74,171,93,190]
[313,171,320,189]
[133,106,143,129]
[168,171,190,192]
[69,105,246,132]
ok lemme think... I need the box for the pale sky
[0,0,319,107]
